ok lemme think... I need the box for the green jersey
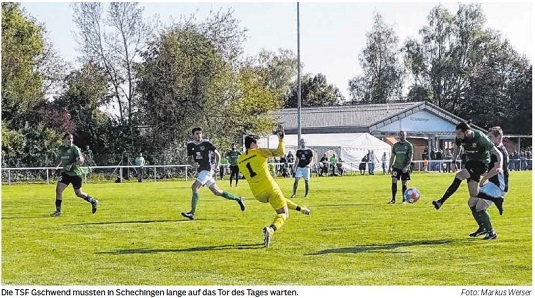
[391,141,413,169]
[226,150,241,166]
[59,144,85,177]
[455,129,494,164]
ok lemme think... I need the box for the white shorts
[295,167,311,180]
[480,182,506,199]
[196,170,215,187]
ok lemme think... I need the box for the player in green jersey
[433,121,503,210]
[51,133,98,217]
[226,143,241,187]
[387,131,414,204]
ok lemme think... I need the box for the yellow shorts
[254,187,286,211]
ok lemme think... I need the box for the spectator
[336,158,344,176]
[83,145,96,166]
[329,153,337,176]
[319,153,329,176]
[381,152,388,175]
[359,155,368,175]
[444,148,453,172]
[134,152,146,182]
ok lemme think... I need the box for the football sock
[292,180,298,195]
[190,192,199,214]
[229,176,233,186]
[83,195,96,204]
[470,206,483,228]
[222,191,240,201]
[477,210,493,232]
[285,199,299,211]
[304,180,309,196]
[272,213,287,231]
[439,178,462,203]
[391,183,397,201]
[402,184,407,200]
[55,199,62,212]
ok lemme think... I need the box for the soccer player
[237,125,310,248]
[291,138,314,198]
[387,130,414,204]
[51,133,98,217]
[181,127,245,220]
[468,126,508,240]
[226,143,241,187]
[432,121,503,210]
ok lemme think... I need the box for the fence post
[8,169,11,185]
[153,166,156,183]
[185,165,188,181]
[46,168,49,184]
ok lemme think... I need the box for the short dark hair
[244,135,258,149]
[488,126,503,137]
[192,127,202,135]
[63,133,73,139]
[455,121,472,131]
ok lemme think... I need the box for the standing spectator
[368,150,379,175]
[286,151,295,176]
[444,148,453,172]
[181,127,245,220]
[329,153,338,176]
[219,155,228,181]
[381,152,388,175]
[435,148,443,172]
[134,152,146,182]
[336,158,344,176]
[387,131,414,204]
[291,139,314,198]
[359,155,368,175]
[422,146,429,161]
[50,133,98,217]
[226,143,241,187]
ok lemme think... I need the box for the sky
[20,1,533,100]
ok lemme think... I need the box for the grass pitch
[1,171,532,285]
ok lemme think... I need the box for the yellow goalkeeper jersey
[237,138,285,201]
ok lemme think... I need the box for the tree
[349,12,404,103]
[286,73,344,108]
[53,62,113,152]
[1,2,44,129]
[72,2,151,150]
[404,4,532,134]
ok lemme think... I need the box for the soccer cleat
[237,197,246,211]
[300,207,310,215]
[483,231,497,240]
[290,194,296,198]
[402,200,408,204]
[263,226,274,248]
[495,197,504,216]
[388,200,396,204]
[305,194,309,199]
[432,200,443,210]
[181,212,195,220]
[91,199,98,214]
[50,210,62,217]
[469,226,487,237]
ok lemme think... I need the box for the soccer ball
[404,187,421,203]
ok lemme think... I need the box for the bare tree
[72,2,151,147]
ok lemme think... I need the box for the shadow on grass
[96,243,264,255]
[306,239,453,255]
[69,219,203,225]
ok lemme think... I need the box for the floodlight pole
[297,2,302,143]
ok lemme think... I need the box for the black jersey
[187,140,216,172]
[488,144,509,192]
[296,148,314,168]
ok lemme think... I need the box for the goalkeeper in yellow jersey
[237,125,310,248]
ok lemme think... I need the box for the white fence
[2,159,531,185]
[1,165,192,185]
